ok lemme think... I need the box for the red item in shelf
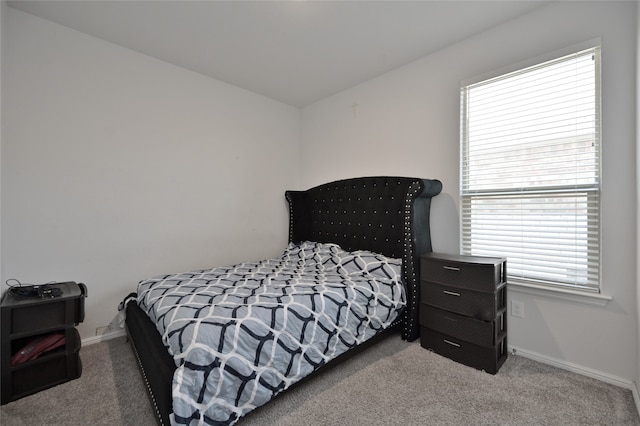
[11,333,65,366]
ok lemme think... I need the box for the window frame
[459,40,604,298]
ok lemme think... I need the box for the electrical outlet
[95,325,110,335]
[511,300,525,318]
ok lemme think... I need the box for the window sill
[507,281,612,307]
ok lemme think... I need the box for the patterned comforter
[137,241,406,425]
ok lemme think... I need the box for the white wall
[636,0,640,403]
[0,1,5,285]
[2,8,300,340]
[301,1,638,384]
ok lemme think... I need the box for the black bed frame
[125,176,442,425]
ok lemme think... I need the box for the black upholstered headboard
[285,176,442,341]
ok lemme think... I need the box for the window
[460,46,601,293]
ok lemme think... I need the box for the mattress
[136,241,406,425]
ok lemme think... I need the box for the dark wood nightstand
[419,253,507,374]
[1,281,86,404]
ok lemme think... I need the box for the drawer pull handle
[443,266,460,271]
[444,339,461,347]
[443,290,460,297]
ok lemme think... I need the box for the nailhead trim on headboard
[403,180,422,340]
[285,176,442,342]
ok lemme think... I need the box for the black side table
[1,281,86,404]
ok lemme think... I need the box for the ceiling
[7,0,549,107]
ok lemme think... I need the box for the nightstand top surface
[422,252,506,266]
[1,282,83,308]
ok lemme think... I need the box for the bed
[124,176,442,425]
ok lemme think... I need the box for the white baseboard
[632,381,640,419]
[510,345,640,418]
[82,328,127,346]
[508,344,636,391]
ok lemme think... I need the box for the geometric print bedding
[137,241,406,425]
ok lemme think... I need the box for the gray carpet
[2,334,639,425]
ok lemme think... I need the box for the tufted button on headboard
[285,176,442,341]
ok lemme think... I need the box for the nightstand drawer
[420,327,508,374]
[421,254,505,292]
[420,305,505,347]
[6,282,85,335]
[421,281,505,321]
[11,350,81,397]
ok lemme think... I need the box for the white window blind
[460,46,601,292]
